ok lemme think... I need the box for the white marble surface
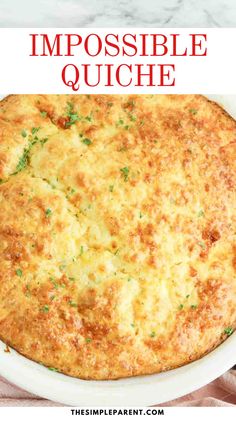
[0,0,235,27]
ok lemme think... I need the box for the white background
[0,406,235,423]
[0,28,236,93]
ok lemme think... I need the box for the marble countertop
[0,0,235,27]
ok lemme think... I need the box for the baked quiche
[0,94,235,380]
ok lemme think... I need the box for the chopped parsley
[120,167,129,182]
[68,300,77,307]
[40,137,48,146]
[65,102,80,127]
[189,108,198,115]
[85,114,93,122]
[40,111,47,118]
[85,338,92,343]
[79,246,84,256]
[109,185,114,192]
[16,269,23,277]
[81,138,92,146]
[14,146,32,174]
[41,305,49,313]
[197,210,205,217]
[48,367,58,372]
[224,327,233,336]
[14,129,48,175]
[191,304,197,309]
[45,208,52,217]
[31,127,40,135]
[150,331,156,338]
[178,304,184,310]
[129,114,136,122]
[51,280,59,289]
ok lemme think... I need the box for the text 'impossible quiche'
[0,94,235,380]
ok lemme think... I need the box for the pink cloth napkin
[0,370,235,407]
[160,369,236,406]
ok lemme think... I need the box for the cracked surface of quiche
[0,94,235,380]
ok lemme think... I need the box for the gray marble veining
[0,0,235,27]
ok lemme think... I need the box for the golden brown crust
[0,94,235,380]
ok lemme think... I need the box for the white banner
[0,407,236,423]
[0,28,235,93]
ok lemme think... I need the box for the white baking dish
[0,94,235,406]
[0,334,235,406]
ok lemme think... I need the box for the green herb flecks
[16,269,23,277]
[31,127,40,135]
[48,367,58,372]
[81,138,92,146]
[128,114,136,122]
[189,108,198,115]
[224,327,233,336]
[120,167,129,182]
[41,305,49,313]
[14,146,32,174]
[14,128,48,175]
[197,210,205,218]
[85,114,93,122]
[68,300,77,307]
[65,102,81,127]
[45,208,52,217]
[117,119,124,126]
[150,331,156,338]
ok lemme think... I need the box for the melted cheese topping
[0,94,235,380]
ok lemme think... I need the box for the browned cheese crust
[0,94,235,380]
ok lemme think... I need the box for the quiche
[0,94,235,380]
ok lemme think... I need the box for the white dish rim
[0,334,235,406]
